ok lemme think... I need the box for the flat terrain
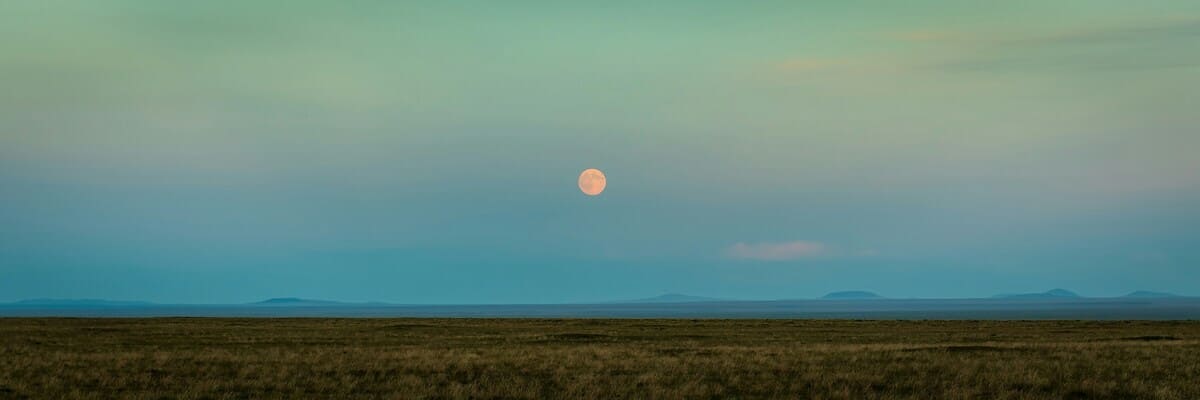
[1,319,1197,399]
[5,297,1200,319]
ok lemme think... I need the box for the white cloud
[726,240,827,261]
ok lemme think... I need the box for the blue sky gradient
[2,1,1198,303]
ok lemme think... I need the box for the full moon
[578,168,606,196]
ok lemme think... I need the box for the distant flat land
[1,319,1198,399]
[3,297,1199,319]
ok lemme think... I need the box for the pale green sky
[1,1,1198,302]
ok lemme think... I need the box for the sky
[2,1,1198,303]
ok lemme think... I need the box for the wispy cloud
[726,240,827,261]
[893,19,1200,45]
[893,19,1200,72]
[1022,19,1200,45]
[890,30,965,43]
[772,57,851,72]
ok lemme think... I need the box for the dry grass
[1,319,1197,399]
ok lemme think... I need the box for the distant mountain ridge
[821,291,883,300]
[1123,291,1181,298]
[252,298,347,306]
[993,288,1080,299]
[626,293,724,303]
[6,290,1192,308]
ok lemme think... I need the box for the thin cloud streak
[894,19,1200,45]
[727,241,827,261]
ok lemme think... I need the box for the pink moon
[578,168,606,196]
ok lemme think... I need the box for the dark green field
[1,319,1197,399]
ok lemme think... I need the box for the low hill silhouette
[252,298,346,306]
[1123,291,1182,298]
[821,291,883,300]
[993,288,1080,299]
[626,293,723,303]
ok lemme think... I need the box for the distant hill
[251,298,346,306]
[1123,291,1182,298]
[12,299,153,306]
[626,293,723,303]
[993,288,1080,299]
[821,291,883,300]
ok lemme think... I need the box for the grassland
[0,318,1197,399]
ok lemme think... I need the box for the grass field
[1,318,1197,399]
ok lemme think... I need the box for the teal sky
[2,1,1198,303]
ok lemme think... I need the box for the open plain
[1,318,1197,399]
